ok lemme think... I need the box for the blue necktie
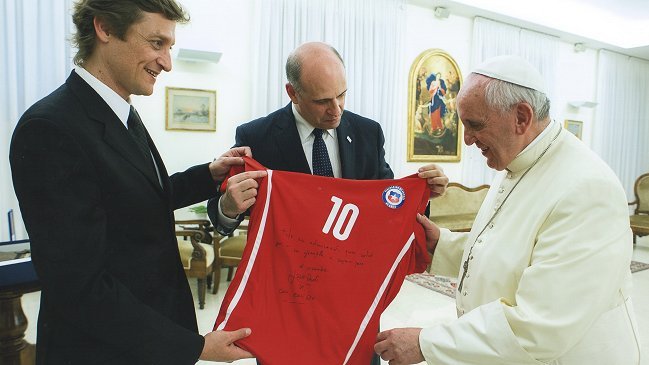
[312,129,334,177]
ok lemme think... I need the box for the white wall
[132,0,256,175]
[400,5,473,181]
[131,1,603,184]
[399,4,600,183]
[2,0,613,241]
[553,43,599,146]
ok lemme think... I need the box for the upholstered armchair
[212,219,248,293]
[176,229,214,309]
[428,182,490,232]
[629,173,649,244]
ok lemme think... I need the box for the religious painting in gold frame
[407,49,462,162]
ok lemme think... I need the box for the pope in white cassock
[374,55,641,364]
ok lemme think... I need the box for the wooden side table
[0,286,38,365]
[0,242,39,365]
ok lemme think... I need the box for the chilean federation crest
[382,186,405,209]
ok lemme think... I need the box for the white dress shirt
[292,103,342,178]
[75,66,162,186]
[217,104,343,226]
[75,66,130,127]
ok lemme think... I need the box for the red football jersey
[215,158,430,364]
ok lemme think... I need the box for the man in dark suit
[209,42,448,235]
[207,42,448,364]
[9,0,257,363]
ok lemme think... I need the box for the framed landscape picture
[407,49,463,162]
[165,87,216,131]
[564,120,583,140]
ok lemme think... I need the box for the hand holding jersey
[417,164,449,198]
[214,157,431,364]
[220,170,268,218]
[208,146,254,183]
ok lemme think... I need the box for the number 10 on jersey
[322,196,360,241]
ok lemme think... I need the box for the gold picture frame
[407,49,463,162]
[165,87,216,131]
[564,120,583,140]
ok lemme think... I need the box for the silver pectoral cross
[458,258,469,292]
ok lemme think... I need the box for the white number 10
[322,196,359,241]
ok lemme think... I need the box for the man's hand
[374,328,425,365]
[209,146,253,183]
[417,213,440,255]
[417,164,448,198]
[199,328,254,362]
[220,170,267,218]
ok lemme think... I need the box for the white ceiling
[411,0,649,60]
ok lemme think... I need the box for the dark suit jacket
[10,71,214,365]
[207,103,394,233]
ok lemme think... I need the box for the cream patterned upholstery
[178,239,214,270]
[630,173,649,243]
[429,182,490,232]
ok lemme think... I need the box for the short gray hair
[285,44,344,94]
[482,78,551,121]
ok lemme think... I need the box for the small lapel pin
[347,136,352,143]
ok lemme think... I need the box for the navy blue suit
[207,103,394,233]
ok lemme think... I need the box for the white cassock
[424,120,641,364]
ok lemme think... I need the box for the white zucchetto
[472,55,548,95]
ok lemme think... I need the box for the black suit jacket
[10,71,214,364]
[208,103,394,233]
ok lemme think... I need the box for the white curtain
[1,0,74,240]
[251,0,407,174]
[462,17,559,187]
[592,50,649,197]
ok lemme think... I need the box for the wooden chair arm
[446,182,490,192]
[176,219,212,230]
[175,230,207,259]
[176,219,213,243]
